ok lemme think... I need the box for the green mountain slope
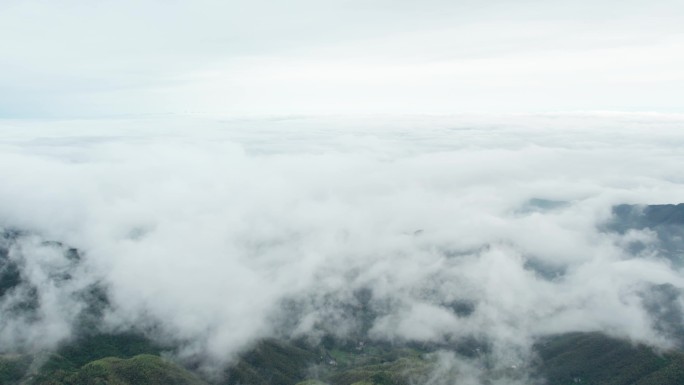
[0,354,32,384]
[223,339,428,385]
[536,332,684,385]
[30,354,208,385]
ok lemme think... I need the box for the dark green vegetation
[0,334,175,385]
[225,339,429,385]
[4,332,684,385]
[0,334,430,385]
[31,354,207,385]
[40,333,162,373]
[0,354,32,384]
[536,332,684,385]
[224,340,319,385]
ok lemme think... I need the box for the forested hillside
[2,203,684,384]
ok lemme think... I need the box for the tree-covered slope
[4,327,684,384]
[30,354,208,385]
[0,354,32,384]
[536,332,684,385]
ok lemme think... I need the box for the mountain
[4,331,684,385]
[2,203,684,384]
[607,203,684,263]
[536,332,684,385]
[29,354,208,385]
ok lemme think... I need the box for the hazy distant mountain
[607,204,684,263]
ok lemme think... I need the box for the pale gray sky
[1,0,683,117]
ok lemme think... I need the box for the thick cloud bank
[1,113,684,378]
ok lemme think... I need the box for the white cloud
[1,113,684,378]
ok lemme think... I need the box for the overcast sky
[2,2,684,381]
[1,0,683,117]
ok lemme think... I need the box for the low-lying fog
[2,113,684,382]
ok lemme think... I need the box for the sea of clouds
[1,113,684,382]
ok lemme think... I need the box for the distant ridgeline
[611,203,684,229]
[1,203,684,385]
[607,203,684,263]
